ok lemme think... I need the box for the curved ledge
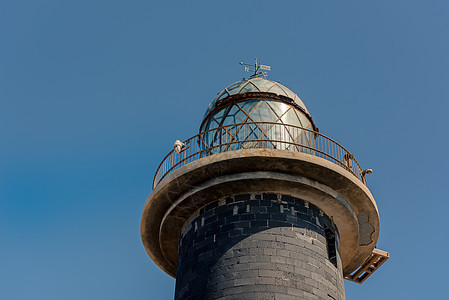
[141,148,380,277]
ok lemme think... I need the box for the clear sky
[1,1,448,299]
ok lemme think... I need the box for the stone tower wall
[175,193,345,300]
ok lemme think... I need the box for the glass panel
[247,123,261,140]
[265,101,290,120]
[226,81,245,95]
[210,127,224,153]
[203,106,229,131]
[250,77,273,91]
[297,112,312,129]
[267,83,287,96]
[206,118,219,131]
[222,105,244,126]
[307,131,315,147]
[238,81,259,93]
[237,99,261,114]
[211,107,227,125]
[279,108,302,127]
[294,131,314,153]
[249,100,278,122]
[266,123,290,150]
[234,110,248,124]
[243,123,269,149]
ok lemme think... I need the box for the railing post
[344,153,354,169]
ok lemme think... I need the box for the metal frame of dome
[200,92,318,134]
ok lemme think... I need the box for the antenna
[239,58,271,78]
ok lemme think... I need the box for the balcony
[153,122,366,189]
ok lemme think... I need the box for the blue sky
[1,1,448,299]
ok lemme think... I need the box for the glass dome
[199,77,316,155]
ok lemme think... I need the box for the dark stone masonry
[175,193,345,300]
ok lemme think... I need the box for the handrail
[152,122,365,189]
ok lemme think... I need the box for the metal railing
[153,122,365,189]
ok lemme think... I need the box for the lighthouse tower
[141,62,389,299]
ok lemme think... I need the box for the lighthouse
[141,61,389,299]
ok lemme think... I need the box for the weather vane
[239,58,271,78]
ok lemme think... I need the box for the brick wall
[175,193,345,300]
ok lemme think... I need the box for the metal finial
[239,58,271,78]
